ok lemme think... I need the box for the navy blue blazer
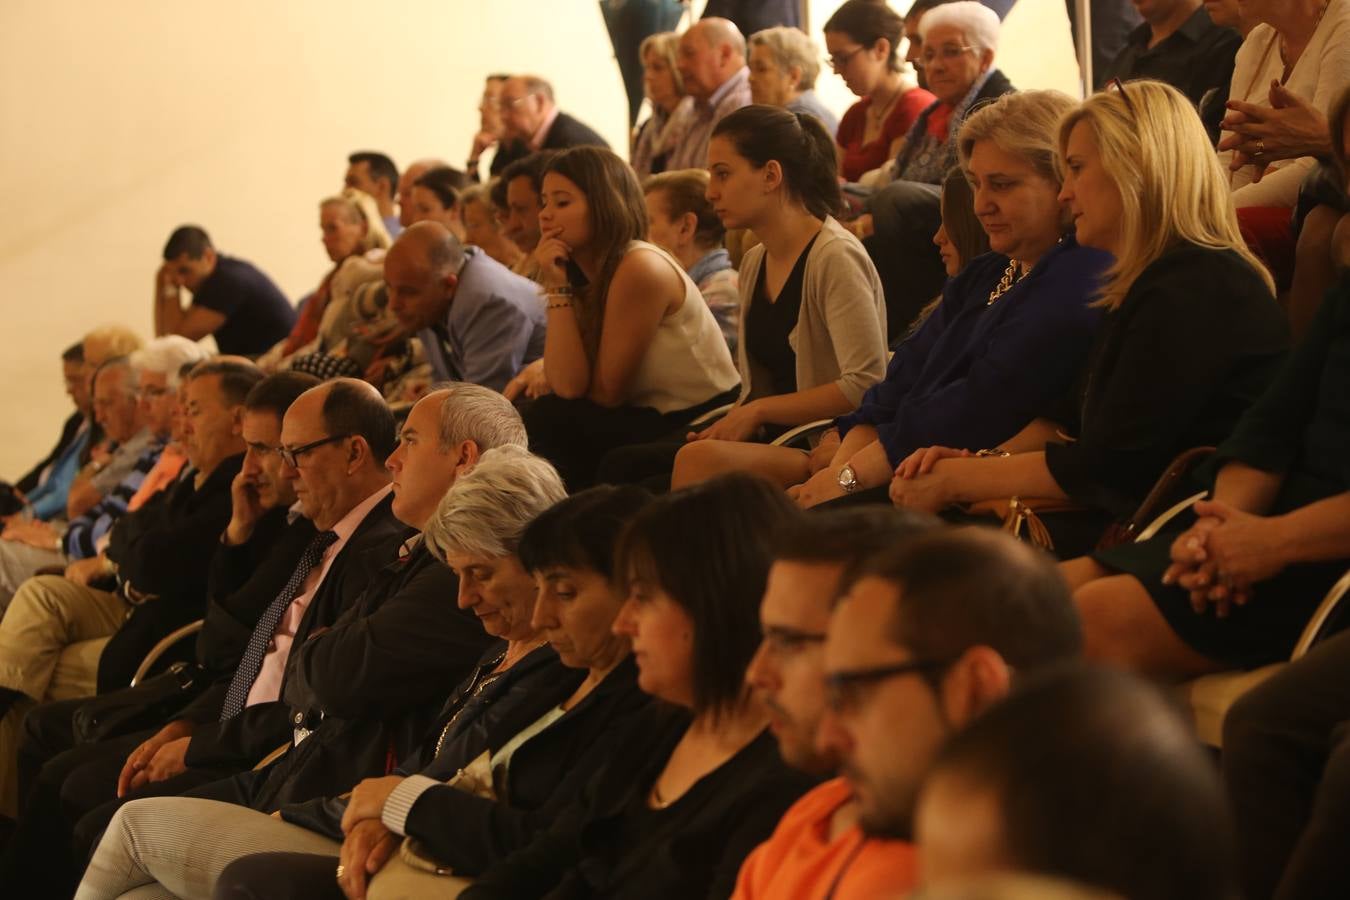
[835,236,1111,465]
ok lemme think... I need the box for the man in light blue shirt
[385,222,545,393]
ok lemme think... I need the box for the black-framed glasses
[279,434,352,469]
[825,658,953,713]
[1105,77,1139,123]
[760,626,827,658]
[826,46,865,72]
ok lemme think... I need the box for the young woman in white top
[524,146,740,489]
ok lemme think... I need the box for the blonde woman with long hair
[888,80,1288,567]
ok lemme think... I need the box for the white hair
[424,445,567,562]
[432,382,528,452]
[749,26,822,91]
[128,335,210,388]
[919,1,1001,55]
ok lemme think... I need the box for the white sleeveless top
[621,241,741,413]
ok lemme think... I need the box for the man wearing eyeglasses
[735,507,935,900]
[814,528,1081,851]
[491,75,610,177]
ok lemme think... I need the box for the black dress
[1094,276,1350,667]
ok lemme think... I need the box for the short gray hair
[749,26,821,91]
[129,335,210,389]
[433,382,528,452]
[424,445,567,561]
[919,0,1001,55]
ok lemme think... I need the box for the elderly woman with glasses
[859,1,1015,338]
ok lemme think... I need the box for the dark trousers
[97,602,201,694]
[865,180,946,342]
[599,0,684,126]
[1224,629,1350,900]
[217,851,345,900]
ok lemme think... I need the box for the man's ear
[452,439,481,474]
[442,271,460,297]
[202,247,218,269]
[347,435,373,473]
[230,406,244,437]
[940,645,1013,728]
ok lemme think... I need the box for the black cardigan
[400,656,652,875]
[1045,243,1289,517]
[463,705,817,900]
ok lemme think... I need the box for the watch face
[838,465,857,491]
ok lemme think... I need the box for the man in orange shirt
[737,523,1083,899]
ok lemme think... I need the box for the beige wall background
[0,0,1079,476]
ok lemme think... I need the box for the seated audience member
[826,0,934,182]
[0,360,260,818]
[154,225,296,357]
[793,94,1108,508]
[811,528,1081,889]
[916,666,1234,900]
[461,183,525,271]
[1101,0,1241,136]
[660,106,886,490]
[748,26,839,136]
[1223,629,1350,899]
[521,146,740,489]
[1218,0,1350,286]
[383,222,544,393]
[466,74,511,180]
[0,338,206,606]
[903,0,959,83]
[632,32,692,178]
[864,1,1016,336]
[262,189,392,369]
[644,169,740,351]
[407,165,471,242]
[890,81,1288,560]
[1,357,147,605]
[733,507,936,899]
[2,341,91,519]
[207,484,655,898]
[668,18,753,170]
[75,447,570,900]
[0,372,319,897]
[394,157,450,229]
[491,75,610,175]
[456,475,815,899]
[54,384,510,877]
[1248,84,1350,339]
[345,151,403,238]
[494,151,555,278]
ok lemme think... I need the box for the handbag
[71,661,203,745]
[963,496,1085,553]
[398,750,497,876]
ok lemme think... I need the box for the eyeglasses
[760,626,827,658]
[497,95,534,110]
[825,658,953,713]
[1105,77,1139,123]
[137,386,171,400]
[918,44,974,68]
[826,46,865,72]
[279,434,352,469]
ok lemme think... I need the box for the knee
[1073,577,1146,663]
[671,440,721,489]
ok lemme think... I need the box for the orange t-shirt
[731,777,919,900]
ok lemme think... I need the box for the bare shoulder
[610,245,683,309]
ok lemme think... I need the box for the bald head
[678,18,747,101]
[499,75,556,141]
[398,157,451,227]
[384,222,466,333]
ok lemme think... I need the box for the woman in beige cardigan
[670,105,888,490]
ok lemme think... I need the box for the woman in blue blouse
[789,90,1109,507]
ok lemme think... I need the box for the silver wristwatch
[837,464,859,493]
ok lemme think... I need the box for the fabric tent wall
[0,0,1077,476]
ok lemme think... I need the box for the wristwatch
[837,464,859,494]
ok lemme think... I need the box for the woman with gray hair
[632,31,692,177]
[747,26,839,136]
[76,446,581,900]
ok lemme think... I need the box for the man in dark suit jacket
[491,75,609,174]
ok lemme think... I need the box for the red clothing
[836,88,936,182]
[731,777,919,900]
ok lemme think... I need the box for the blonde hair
[83,325,144,367]
[958,90,1079,186]
[639,31,685,96]
[320,187,391,253]
[1057,80,1274,310]
[749,26,822,91]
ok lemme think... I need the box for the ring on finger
[1254,138,1266,159]
[336,864,345,880]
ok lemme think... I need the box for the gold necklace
[986,259,1028,305]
